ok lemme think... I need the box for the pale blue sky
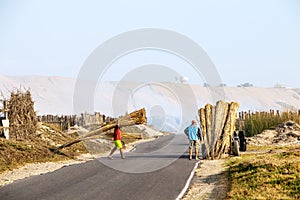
[0,0,299,87]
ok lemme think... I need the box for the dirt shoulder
[0,153,94,187]
[183,159,228,200]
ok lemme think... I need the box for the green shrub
[243,110,300,137]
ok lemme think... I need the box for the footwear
[122,157,126,159]
[189,156,192,160]
[195,157,199,161]
[108,156,113,159]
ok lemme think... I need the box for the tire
[233,140,240,156]
[240,141,247,151]
[238,131,246,151]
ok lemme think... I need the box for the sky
[0,0,300,87]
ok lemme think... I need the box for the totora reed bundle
[57,108,147,149]
[199,101,239,159]
[8,90,38,140]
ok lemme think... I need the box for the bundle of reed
[199,101,239,159]
[8,90,38,140]
[57,108,147,149]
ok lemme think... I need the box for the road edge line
[176,160,201,200]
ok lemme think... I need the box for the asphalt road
[0,134,199,200]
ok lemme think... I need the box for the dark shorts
[189,140,200,149]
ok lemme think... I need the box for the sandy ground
[0,153,94,187]
[182,159,228,200]
[247,120,300,146]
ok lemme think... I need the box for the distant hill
[0,75,76,115]
[1,75,300,131]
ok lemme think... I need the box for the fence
[37,112,115,131]
[0,100,9,139]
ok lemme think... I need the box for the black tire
[240,141,247,151]
[238,131,246,151]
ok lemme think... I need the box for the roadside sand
[0,153,94,186]
[182,159,228,200]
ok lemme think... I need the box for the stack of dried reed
[58,108,147,149]
[199,101,239,159]
[83,108,147,138]
[8,90,38,140]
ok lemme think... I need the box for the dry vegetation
[225,120,300,199]
[223,110,300,199]
[8,90,38,140]
[226,145,300,199]
[0,90,87,173]
[0,122,87,173]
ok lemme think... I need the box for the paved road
[0,135,199,200]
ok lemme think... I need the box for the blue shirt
[185,125,199,141]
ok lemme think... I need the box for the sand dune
[1,75,299,132]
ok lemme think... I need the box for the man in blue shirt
[184,120,202,160]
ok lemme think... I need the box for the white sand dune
[1,75,299,132]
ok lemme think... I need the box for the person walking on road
[108,125,126,159]
[184,120,202,160]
